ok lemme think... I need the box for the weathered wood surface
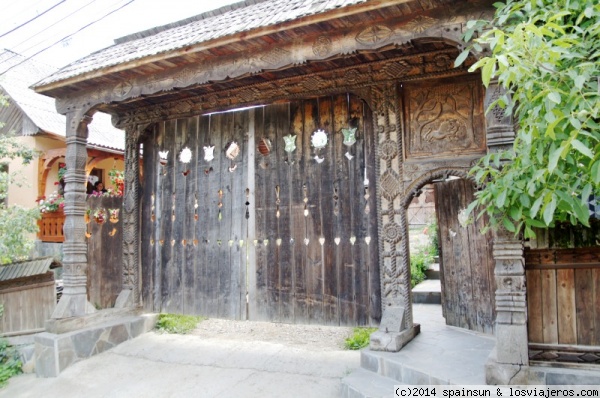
[87,196,123,309]
[0,278,55,335]
[37,210,65,243]
[526,247,600,347]
[434,178,495,334]
[143,95,379,326]
[250,94,380,326]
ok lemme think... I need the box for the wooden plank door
[141,111,249,319]
[434,178,495,334]
[249,95,380,326]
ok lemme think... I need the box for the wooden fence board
[526,269,543,343]
[556,269,576,344]
[541,269,559,344]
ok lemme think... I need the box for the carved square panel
[403,75,486,160]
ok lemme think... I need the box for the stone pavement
[1,323,360,398]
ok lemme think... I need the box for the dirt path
[191,318,356,351]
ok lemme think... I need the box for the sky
[0,0,239,70]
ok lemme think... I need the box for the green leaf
[455,50,470,67]
[592,160,600,184]
[548,92,561,104]
[481,59,495,87]
[543,195,557,225]
[530,195,544,219]
[502,217,516,232]
[574,75,586,89]
[548,146,562,173]
[496,189,508,208]
[571,139,594,159]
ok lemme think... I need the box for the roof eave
[33,0,412,97]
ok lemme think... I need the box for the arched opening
[404,169,496,335]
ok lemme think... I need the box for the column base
[369,324,420,352]
[51,294,95,319]
[115,289,133,308]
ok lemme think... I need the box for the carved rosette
[371,83,412,328]
[122,125,142,305]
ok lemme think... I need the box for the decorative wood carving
[403,75,486,159]
[113,50,473,128]
[54,5,493,115]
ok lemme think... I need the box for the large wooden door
[140,94,380,326]
[250,95,380,326]
[434,178,495,334]
[141,111,249,319]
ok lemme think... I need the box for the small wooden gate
[434,178,495,334]
[140,94,380,326]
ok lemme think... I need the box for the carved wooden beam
[54,5,492,116]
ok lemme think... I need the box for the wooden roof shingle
[35,0,369,88]
[0,257,60,282]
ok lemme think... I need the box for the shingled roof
[0,257,60,283]
[35,0,368,87]
[0,50,124,151]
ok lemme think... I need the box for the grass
[344,327,377,350]
[155,313,205,334]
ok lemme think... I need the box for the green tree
[456,0,600,238]
[0,95,39,264]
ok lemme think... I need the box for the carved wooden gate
[140,94,380,326]
[434,178,495,334]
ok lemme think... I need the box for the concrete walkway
[2,328,359,398]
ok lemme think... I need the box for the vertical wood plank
[140,126,156,311]
[304,98,324,324]
[575,268,593,345]
[526,269,544,343]
[557,268,577,344]
[593,268,600,345]
[362,102,381,325]
[289,100,308,323]
[169,118,186,313]
[318,95,337,325]
[541,269,559,344]
[183,116,198,315]
[274,103,294,322]
[195,115,211,316]
[160,120,176,313]
[204,114,222,317]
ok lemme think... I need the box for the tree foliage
[0,95,39,264]
[456,0,600,238]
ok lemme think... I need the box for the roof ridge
[113,0,269,45]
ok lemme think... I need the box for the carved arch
[402,168,476,209]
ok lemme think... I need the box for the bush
[155,313,204,334]
[0,305,21,387]
[0,339,21,387]
[344,327,377,350]
[410,250,430,288]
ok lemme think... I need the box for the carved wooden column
[485,82,515,151]
[52,110,95,318]
[368,83,419,351]
[116,125,141,308]
[483,82,531,383]
[486,228,530,383]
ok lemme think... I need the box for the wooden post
[116,125,141,308]
[52,110,95,318]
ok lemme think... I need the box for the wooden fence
[525,247,600,364]
[0,275,56,336]
[37,210,65,242]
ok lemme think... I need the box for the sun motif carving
[356,25,393,45]
[312,35,332,57]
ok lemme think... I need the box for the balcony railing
[37,210,65,243]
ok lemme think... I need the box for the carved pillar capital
[116,124,142,308]
[485,82,515,151]
[53,109,95,319]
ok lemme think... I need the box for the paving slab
[1,328,360,398]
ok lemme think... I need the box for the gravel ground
[191,318,356,351]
